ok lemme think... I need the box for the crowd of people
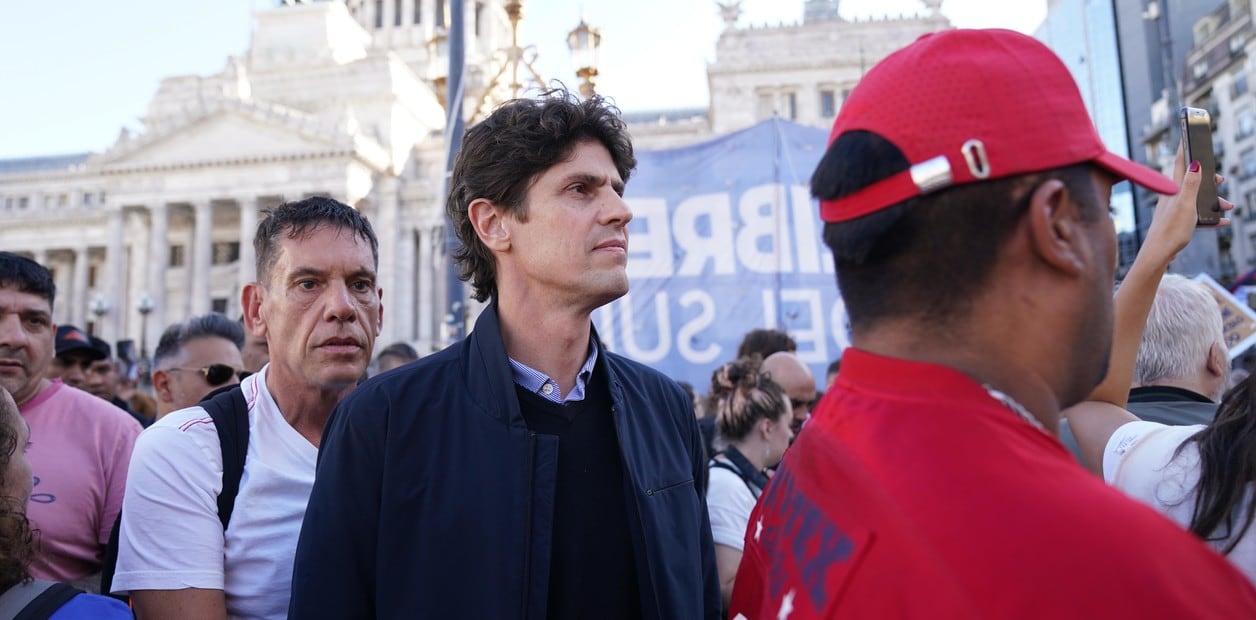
[6,26,1256,619]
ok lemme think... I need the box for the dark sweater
[515,367,641,619]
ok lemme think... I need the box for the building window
[17,196,28,209]
[374,0,383,28]
[83,192,93,206]
[57,193,67,208]
[475,1,484,37]
[436,0,446,27]
[786,92,798,120]
[819,89,836,118]
[414,0,422,24]
[1234,74,1250,99]
[1156,137,1174,166]
[1231,33,1248,55]
[212,242,240,265]
[1239,107,1256,139]
[3,197,10,210]
[169,245,186,268]
[756,91,774,119]
[88,265,97,288]
[1241,147,1256,179]
[394,0,402,26]
[212,298,228,314]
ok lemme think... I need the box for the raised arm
[1065,147,1228,473]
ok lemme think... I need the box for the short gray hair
[153,313,246,368]
[1134,274,1225,387]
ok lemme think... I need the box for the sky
[0,0,1047,159]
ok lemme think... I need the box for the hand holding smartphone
[1179,106,1221,225]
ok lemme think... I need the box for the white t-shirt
[112,367,318,620]
[707,461,758,551]
[1104,420,1256,585]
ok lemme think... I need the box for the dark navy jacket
[289,304,720,619]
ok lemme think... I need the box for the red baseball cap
[819,29,1178,223]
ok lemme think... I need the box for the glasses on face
[790,398,816,412]
[168,364,248,387]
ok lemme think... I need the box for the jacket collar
[466,301,616,428]
[1128,384,1214,404]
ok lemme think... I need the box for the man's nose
[0,313,28,348]
[324,282,357,322]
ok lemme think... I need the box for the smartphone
[1180,106,1220,225]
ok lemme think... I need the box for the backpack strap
[709,460,763,499]
[0,580,58,620]
[98,385,250,600]
[3,581,81,620]
[200,385,250,530]
[99,517,124,600]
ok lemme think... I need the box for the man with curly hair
[292,90,719,618]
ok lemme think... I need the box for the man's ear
[1207,341,1228,379]
[469,199,511,252]
[1026,178,1086,277]
[241,282,267,340]
[151,369,173,404]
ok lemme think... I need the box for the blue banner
[594,118,848,391]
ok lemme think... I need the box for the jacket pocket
[645,477,694,497]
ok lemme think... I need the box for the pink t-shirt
[19,380,141,581]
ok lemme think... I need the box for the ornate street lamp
[88,294,110,337]
[567,16,602,99]
[137,292,155,360]
[459,0,546,123]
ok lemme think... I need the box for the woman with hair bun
[705,356,794,610]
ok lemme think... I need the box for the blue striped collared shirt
[508,339,600,403]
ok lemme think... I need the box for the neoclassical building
[0,0,948,356]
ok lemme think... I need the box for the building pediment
[94,98,390,173]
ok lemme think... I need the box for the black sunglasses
[169,364,248,387]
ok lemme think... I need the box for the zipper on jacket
[610,402,666,618]
[522,431,536,619]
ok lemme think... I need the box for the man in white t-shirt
[112,197,383,619]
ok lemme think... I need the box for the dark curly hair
[447,88,636,302]
[0,388,34,591]
[708,356,789,442]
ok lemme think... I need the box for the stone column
[148,204,170,343]
[417,226,440,350]
[238,197,259,286]
[374,178,400,345]
[191,200,214,315]
[125,209,150,353]
[104,209,127,344]
[395,225,416,343]
[70,246,90,327]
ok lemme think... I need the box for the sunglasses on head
[169,364,248,386]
